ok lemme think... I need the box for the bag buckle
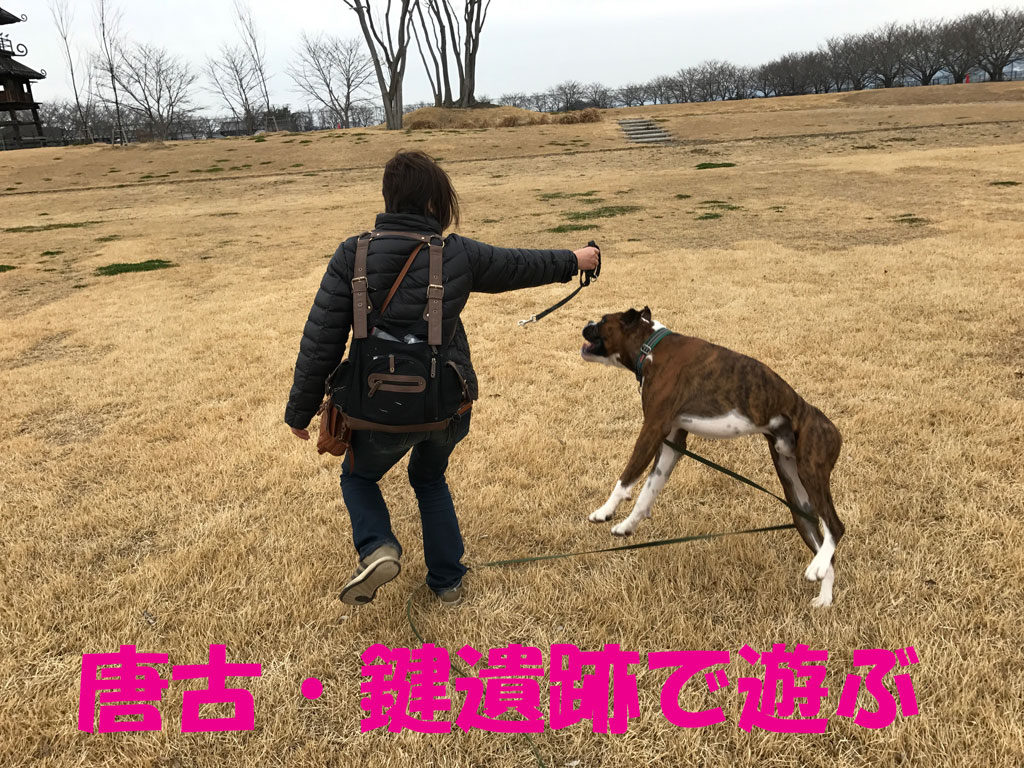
[426,283,444,300]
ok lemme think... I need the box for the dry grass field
[1,82,1023,767]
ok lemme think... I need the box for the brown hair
[382,150,461,230]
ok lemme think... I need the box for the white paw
[804,557,830,582]
[589,508,614,523]
[610,522,633,537]
[810,594,833,608]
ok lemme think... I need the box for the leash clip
[518,315,538,327]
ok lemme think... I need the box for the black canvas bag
[330,230,470,433]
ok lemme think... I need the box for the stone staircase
[618,118,673,144]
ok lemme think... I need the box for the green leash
[404,442,814,767]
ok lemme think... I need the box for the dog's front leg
[611,429,685,537]
[589,419,667,526]
[588,480,634,523]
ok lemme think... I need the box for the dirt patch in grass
[894,213,929,226]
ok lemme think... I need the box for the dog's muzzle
[581,322,606,357]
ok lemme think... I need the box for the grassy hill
[1,82,1022,767]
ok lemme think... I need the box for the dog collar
[635,327,673,382]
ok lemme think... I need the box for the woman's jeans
[340,412,471,594]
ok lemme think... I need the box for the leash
[519,241,601,326]
[404,442,816,766]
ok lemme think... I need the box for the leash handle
[581,240,601,287]
[518,240,601,327]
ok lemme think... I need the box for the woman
[285,150,600,607]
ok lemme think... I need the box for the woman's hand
[290,426,310,440]
[574,245,600,272]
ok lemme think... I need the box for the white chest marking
[674,410,766,440]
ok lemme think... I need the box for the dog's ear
[621,308,640,326]
[641,306,652,323]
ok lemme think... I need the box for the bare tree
[731,65,758,100]
[233,0,277,130]
[583,81,614,109]
[665,70,694,103]
[528,91,553,112]
[940,17,980,83]
[866,22,910,88]
[343,0,418,130]
[824,34,874,91]
[459,0,491,106]
[412,0,456,107]
[970,8,1024,82]
[548,80,585,112]
[903,20,948,85]
[113,42,197,140]
[205,44,261,133]
[411,0,490,108]
[39,100,79,143]
[289,34,374,128]
[50,0,94,141]
[496,92,530,109]
[644,74,673,104]
[93,0,127,143]
[616,83,647,107]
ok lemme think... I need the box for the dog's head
[581,306,654,369]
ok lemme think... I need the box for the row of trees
[39,4,1024,141]
[497,9,1024,111]
[44,0,492,140]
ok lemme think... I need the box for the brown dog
[581,307,845,607]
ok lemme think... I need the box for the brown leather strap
[380,242,424,317]
[345,415,451,432]
[371,230,434,242]
[426,241,444,346]
[352,233,371,339]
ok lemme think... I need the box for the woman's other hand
[290,426,310,440]
[574,245,600,272]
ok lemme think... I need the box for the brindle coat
[581,307,845,607]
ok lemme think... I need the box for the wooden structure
[0,6,45,149]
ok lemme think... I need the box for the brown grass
[1,83,1023,767]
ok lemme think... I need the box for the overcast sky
[9,0,1010,111]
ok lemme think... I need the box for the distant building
[0,5,45,149]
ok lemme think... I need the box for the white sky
[8,0,1011,112]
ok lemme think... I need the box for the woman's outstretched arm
[458,236,597,293]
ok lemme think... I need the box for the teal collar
[634,327,673,382]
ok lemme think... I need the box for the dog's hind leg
[610,428,686,537]
[590,419,670,526]
[786,413,844,607]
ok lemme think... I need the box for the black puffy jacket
[285,212,579,429]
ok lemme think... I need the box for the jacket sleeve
[284,244,353,429]
[457,235,578,294]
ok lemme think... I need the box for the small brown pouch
[315,398,351,456]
